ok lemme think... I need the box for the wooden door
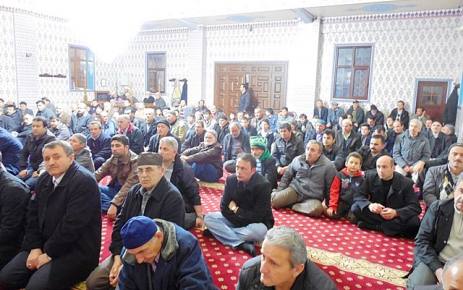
[416,81,448,122]
[214,62,288,115]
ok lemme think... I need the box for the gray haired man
[237,226,336,290]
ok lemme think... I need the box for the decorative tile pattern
[317,8,462,114]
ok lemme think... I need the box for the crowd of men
[0,87,461,289]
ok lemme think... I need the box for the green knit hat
[250,136,267,150]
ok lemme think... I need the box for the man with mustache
[407,178,463,288]
[423,143,463,207]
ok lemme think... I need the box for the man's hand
[277,166,287,176]
[107,204,118,220]
[180,155,189,162]
[380,208,398,220]
[435,268,443,284]
[195,215,205,229]
[368,203,385,214]
[228,200,237,212]
[18,169,28,178]
[412,161,425,174]
[26,248,43,270]
[32,171,41,177]
[109,255,123,287]
[326,208,335,217]
[37,253,52,269]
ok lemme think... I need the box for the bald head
[376,155,394,181]
[443,254,463,290]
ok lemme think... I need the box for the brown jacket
[95,150,138,206]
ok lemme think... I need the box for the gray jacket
[422,164,459,207]
[393,130,431,167]
[75,147,95,173]
[278,154,337,201]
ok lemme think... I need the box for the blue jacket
[0,128,23,175]
[119,219,217,290]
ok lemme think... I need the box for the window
[332,45,372,101]
[69,46,94,91]
[146,53,166,93]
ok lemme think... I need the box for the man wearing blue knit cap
[118,216,216,290]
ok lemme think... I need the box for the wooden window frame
[68,45,94,91]
[332,45,373,101]
[146,52,166,94]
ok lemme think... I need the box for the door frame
[213,61,289,114]
[413,78,452,113]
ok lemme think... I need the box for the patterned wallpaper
[0,5,461,127]
[204,20,320,113]
[317,9,463,115]
[0,10,18,100]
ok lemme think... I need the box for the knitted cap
[120,216,157,250]
[137,152,163,167]
[250,136,267,149]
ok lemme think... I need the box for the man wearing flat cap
[147,119,180,154]
[87,152,185,290]
[118,216,216,290]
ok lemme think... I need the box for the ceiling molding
[322,7,462,23]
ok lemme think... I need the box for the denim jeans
[204,212,267,248]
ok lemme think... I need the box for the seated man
[182,129,223,182]
[0,153,30,270]
[14,113,33,145]
[166,110,188,143]
[86,152,185,290]
[322,129,345,171]
[204,153,274,256]
[335,118,362,156]
[159,137,204,229]
[70,102,92,136]
[357,134,389,171]
[352,155,421,237]
[325,152,364,220]
[0,127,22,175]
[147,119,179,153]
[271,122,305,176]
[118,216,216,290]
[223,122,251,173]
[217,115,230,144]
[17,116,56,189]
[69,133,95,173]
[428,121,448,159]
[141,108,157,147]
[87,121,112,170]
[181,120,205,152]
[116,114,144,154]
[271,140,337,217]
[385,120,404,154]
[393,118,431,181]
[49,116,71,141]
[250,136,277,189]
[0,140,101,290]
[95,134,138,219]
[423,143,463,207]
[407,179,463,288]
[237,226,337,290]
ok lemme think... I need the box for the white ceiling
[139,0,462,30]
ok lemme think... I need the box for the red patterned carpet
[100,182,419,289]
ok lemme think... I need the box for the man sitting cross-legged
[237,226,337,290]
[271,140,337,217]
[95,134,138,219]
[352,155,421,237]
[86,152,185,290]
[117,216,216,290]
[204,153,274,257]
